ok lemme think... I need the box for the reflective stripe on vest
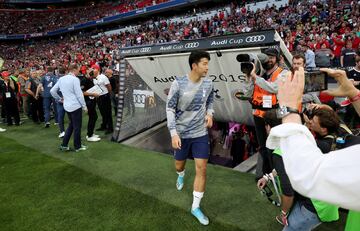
[345,211,360,231]
[272,148,339,222]
[252,67,283,118]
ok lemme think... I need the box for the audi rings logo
[245,35,266,43]
[133,93,147,104]
[140,47,151,53]
[184,42,200,49]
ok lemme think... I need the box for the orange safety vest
[252,67,283,118]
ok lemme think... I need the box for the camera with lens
[303,107,315,119]
[236,53,269,76]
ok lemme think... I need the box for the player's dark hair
[189,50,210,70]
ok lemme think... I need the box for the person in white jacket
[267,67,360,210]
[265,67,360,230]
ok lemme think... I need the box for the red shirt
[338,27,351,35]
[219,11,225,20]
[332,37,345,57]
[353,36,360,49]
[315,40,330,49]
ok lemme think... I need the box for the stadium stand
[0,0,359,72]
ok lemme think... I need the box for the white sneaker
[92,134,100,138]
[86,135,101,142]
[0,127,6,132]
[58,131,65,138]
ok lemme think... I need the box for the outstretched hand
[320,68,359,99]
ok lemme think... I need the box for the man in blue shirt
[54,67,66,138]
[51,64,87,152]
[303,44,316,68]
[39,66,58,128]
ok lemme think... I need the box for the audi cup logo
[184,42,200,49]
[245,35,266,43]
[140,47,151,53]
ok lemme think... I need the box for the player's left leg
[191,135,210,225]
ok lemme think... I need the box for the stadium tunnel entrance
[112,30,292,169]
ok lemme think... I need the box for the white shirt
[93,74,110,96]
[266,123,360,211]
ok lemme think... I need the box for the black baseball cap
[263,48,279,57]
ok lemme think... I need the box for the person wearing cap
[243,47,288,179]
[50,64,87,152]
[0,71,20,126]
[91,64,113,135]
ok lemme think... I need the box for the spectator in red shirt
[332,33,345,67]
[338,22,351,35]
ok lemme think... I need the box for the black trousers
[62,108,82,149]
[86,99,98,137]
[30,96,44,123]
[4,98,20,125]
[1,98,6,120]
[253,115,272,175]
[97,94,113,132]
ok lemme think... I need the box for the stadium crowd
[0,0,169,34]
[0,0,359,72]
[0,0,359,153]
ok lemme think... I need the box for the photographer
[304,106,342,153]
[266,68,360,230]
[258,111,339,231]
[243,48,288,177]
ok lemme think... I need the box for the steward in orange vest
[244,48,288,178]
[251,67,284,117]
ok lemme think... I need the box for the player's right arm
[166,80,181,149]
